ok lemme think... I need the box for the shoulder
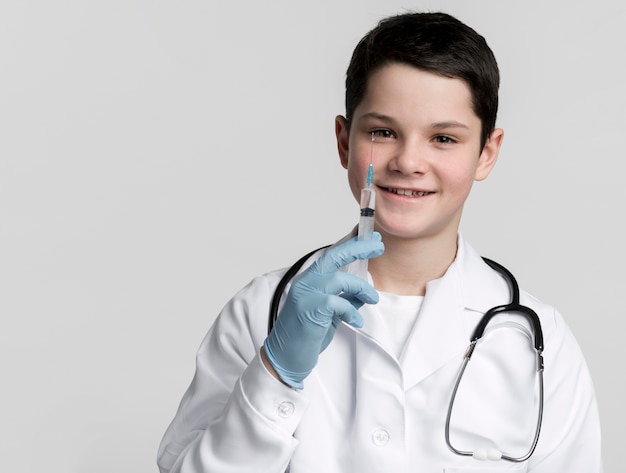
[457,234,568,343]
[210,245,328,344]
[517,289,583,364]
[215,267,288,339]
[228,268,287,310]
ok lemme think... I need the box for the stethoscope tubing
[268,246,545,463]
[444,338,545,462]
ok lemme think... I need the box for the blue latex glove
[263,234,384,389]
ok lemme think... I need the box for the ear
[474,128,504,181]
[335,115,350,169]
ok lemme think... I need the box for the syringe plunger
[358,186,375,241]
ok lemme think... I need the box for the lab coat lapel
[399,261,468,389]
[399,235,509,389]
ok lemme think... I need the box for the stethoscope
[268,246,545,463]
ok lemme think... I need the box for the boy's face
[335,63,503,243]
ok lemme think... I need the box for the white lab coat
[157,234,603,472]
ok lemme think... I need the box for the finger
[321,272,379,305]
[324,296,364,328]
[339,293,365,310]
[302,290,365,328]
[311,233,384,274]
[319,315,341,352]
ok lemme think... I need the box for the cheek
[347,161,364,198]
[442,163,478,196]
[346,148,369,186]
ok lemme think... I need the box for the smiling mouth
[385,187,433,197]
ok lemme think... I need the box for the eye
[371,129,395,140]
[433,135,458,145]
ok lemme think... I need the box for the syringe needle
[356,133,377,278]
[364,132,374,188]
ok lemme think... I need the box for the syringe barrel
[359,186,376,213]
[358,213,375,241]
[358,187,376,242]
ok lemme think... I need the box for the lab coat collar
[455,233,511,314]
[346,233,511,389]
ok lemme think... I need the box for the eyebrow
[429,121,470,130]
[357,112,396,124]
[357,113,470,130]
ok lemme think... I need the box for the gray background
[1,1,622,471]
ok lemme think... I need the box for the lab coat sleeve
[157,273,310,473]
[528,306,603,472]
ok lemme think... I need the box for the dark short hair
[345,12,500,149]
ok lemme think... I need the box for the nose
[388,141,429,176]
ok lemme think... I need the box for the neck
[368,232,458,296]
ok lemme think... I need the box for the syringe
[355,133,376,277]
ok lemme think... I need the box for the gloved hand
[263,234,384,389]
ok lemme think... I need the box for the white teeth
[389,188,429,197]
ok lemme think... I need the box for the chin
[379,222,457,242]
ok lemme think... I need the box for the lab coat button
[372,429,390,446]
[277,401,295,418]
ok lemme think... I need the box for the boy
[158,12,602,472]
